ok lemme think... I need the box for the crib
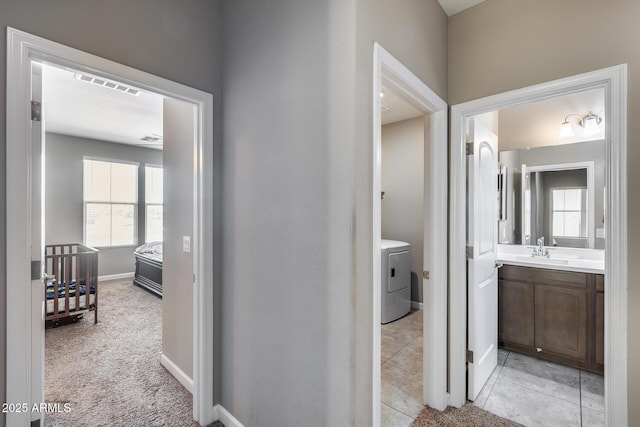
[44,243,99,326]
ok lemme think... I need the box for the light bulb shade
[559,121,574,138]
[583,116,600,136]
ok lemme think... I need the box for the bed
[45,243,99,326]
[134,241,163,296]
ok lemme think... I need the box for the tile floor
[474,349,605,427]
[380,309,423,426]
[380,309,605,427]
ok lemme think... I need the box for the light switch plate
[183,236,191,253]
[596,228,605,238]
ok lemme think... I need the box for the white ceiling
[380,83,604,152]
[43,64,164,149]
[437,0,486,16]
[380,87,423,125]
[498,88,605,152]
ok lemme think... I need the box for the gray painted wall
[162,98,194,377]
[221,1,353,424]
[0,1,222,424]
[221,0,447,424]
[381,117,425,303]
[45,132,163,276]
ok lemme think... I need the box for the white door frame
[449,65,628,426]
[6,28,215,425]
[372,43,448,424]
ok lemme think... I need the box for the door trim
[372,43,449,424]
[449,65,627,426]
[6,28,216,425]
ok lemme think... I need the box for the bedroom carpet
[45,278,223,427]
[412,404,523,426]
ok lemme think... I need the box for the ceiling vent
[140,134,162,142]
[75,73,142,96]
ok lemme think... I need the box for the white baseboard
[159,352,194,394]
[213,404,244,427]
[411,301,424,310]
[98,272,134,282]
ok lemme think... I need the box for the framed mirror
[498,140,605,249]
[521,161,595,248]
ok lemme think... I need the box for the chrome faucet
[531,237,549,257]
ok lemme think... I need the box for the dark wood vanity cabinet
[498,280,534,347]
[595,275,605,365]
[498,265,604,373]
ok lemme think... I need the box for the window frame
[82,157,139,248]
[144,164,164,242]
[551,186,588,239]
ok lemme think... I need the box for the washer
[381,239,411,324]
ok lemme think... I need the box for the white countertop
[497,244,605,274]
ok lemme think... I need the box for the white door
[32,61,46,424]
[467,118,499,401]
[16,60,46,426]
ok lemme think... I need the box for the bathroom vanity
[497,245,604,374]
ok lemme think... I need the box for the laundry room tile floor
[380,310,605,427]
[474,349,605,427]
[380,309,423,426]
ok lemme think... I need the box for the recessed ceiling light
[74,73,141,96]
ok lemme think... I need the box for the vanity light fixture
[380,86,391,112]
[582,111,602,136]
[559,111,602,138]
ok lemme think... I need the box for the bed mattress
[46,280,95,315]
[134,241,163,262]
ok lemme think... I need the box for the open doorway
[6,28,215,426]
[39,61,200,425]
[372,44,448,426]
[466,89,607,426]
[378,85,427,425]
[449,65,628,427]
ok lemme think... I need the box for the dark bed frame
[134,252,163,296]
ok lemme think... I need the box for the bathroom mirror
[498,140,605,249]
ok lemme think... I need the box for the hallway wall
[220,0,447,424]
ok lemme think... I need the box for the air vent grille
[74,73,141,96]
[140,134,162,142]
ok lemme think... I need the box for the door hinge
[31,260,42,280]
[466,246,474,259]
[466,141,474,155]
[31,101,42,122]
[466,349,474,364]
[423,270,430,280]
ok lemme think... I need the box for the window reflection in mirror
[498,140,605,249]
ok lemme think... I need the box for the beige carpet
[413,404,523,426]
[45,278,223,427]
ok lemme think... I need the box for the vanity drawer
[499,264,587,289]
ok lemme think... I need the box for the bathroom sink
[515,256,569,265]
